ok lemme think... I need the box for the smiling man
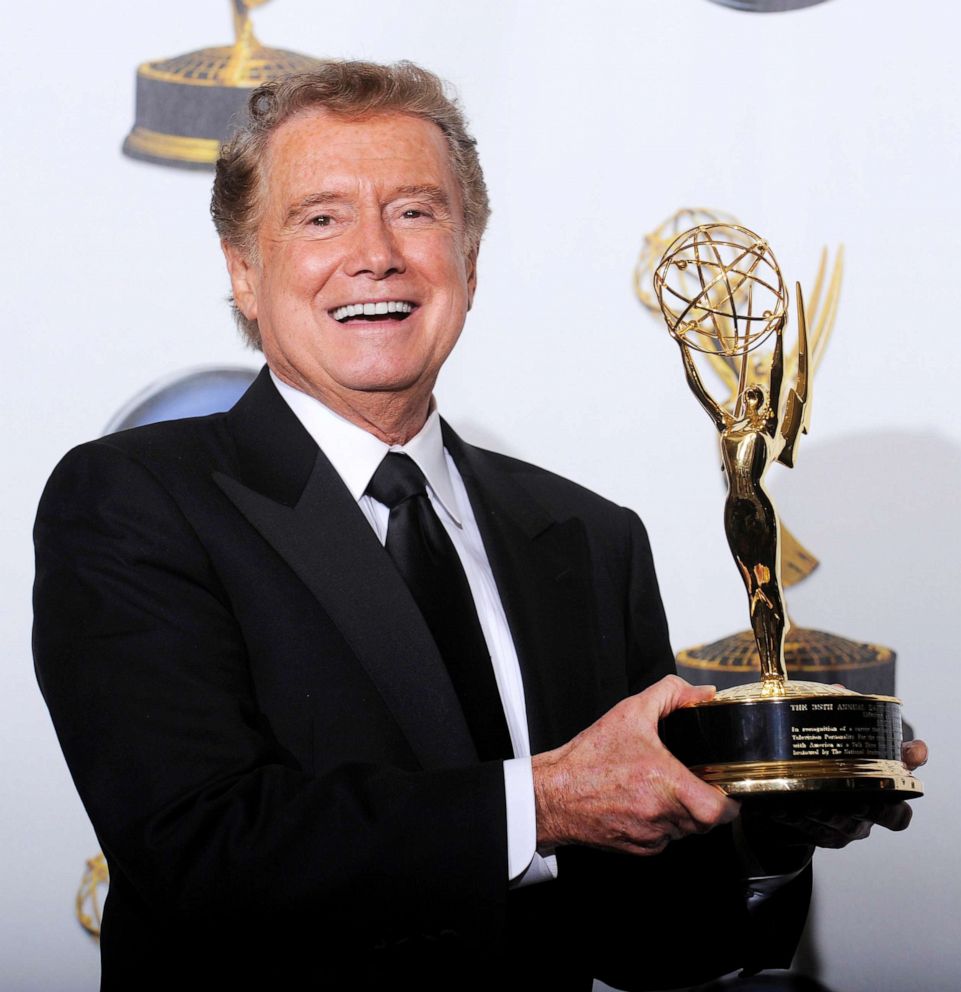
[34,62,921,992]
[222,108,476,444]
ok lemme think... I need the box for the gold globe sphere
[653,223,787,357]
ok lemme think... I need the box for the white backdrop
[4,1,960,988]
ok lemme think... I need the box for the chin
[333,359,433,396]
[347,376,428,397]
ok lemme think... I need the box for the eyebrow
[394,185,452,210]
[283,185,453,226]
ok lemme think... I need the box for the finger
[818,819,873,848]
[787,816,873,849]
[625,835,673,857]
[793,806,870,829]
[669,757,741,828]
[635,746,740,840]
[902,739,928,771]
[871,802,913,832]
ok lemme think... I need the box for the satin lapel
[217,369,477,770]
[443,425,602,753]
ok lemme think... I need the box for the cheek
[264,246,333,304]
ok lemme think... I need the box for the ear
[222,240,260,321]
[465,245,479,311]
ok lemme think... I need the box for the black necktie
[366,452,514,761]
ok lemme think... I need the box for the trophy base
[693,758,921,800]
[660,680,923,800]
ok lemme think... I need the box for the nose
[344,209,405,280]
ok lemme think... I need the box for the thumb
[902,739,928,771]
[649,675,717,720]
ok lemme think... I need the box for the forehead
[260,109,459,207]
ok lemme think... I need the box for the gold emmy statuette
[123,1,325,169]
[638,213,902,698]
[639,213,905,706]
[653,223,922,801]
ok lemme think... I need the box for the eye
[401,208,431,220]
[310,214,333,227]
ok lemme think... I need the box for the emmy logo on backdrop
[123,1,324,169]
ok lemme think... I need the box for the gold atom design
[654,223,787,358]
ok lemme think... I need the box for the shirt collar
[270,371,462,525]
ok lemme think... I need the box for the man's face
[225,109,477,415]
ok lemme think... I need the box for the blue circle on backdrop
[105,366,258,434]
[706,0,832,10]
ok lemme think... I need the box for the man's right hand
[531,675,740,855]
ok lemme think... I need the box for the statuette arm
[679,342,732,434]
[778,282,810,468]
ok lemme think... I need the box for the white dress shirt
[270,373,803,906]
[271,373,554,885]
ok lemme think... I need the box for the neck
[270,367,433,445]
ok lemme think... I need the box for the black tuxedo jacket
[34,368,808,991]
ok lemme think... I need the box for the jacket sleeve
[32,441,508,952]
[559,507,811,989]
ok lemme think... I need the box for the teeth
[332,301,414,321]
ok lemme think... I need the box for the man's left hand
[738,739,927,873]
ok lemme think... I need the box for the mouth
[330,300,416,324]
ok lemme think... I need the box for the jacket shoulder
[44,413,235,493]
[35,415,243,553]
[80,412,232,466]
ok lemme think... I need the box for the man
[33,61,921,991]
